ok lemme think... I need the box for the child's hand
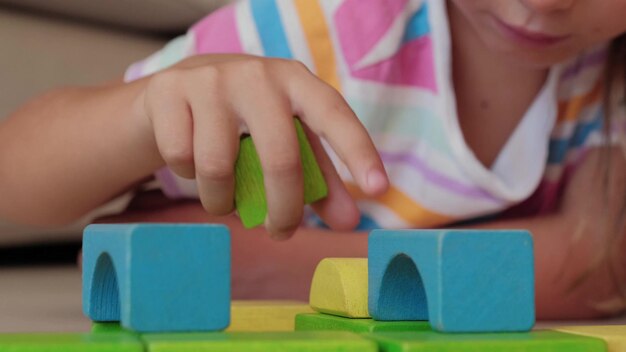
[134,54,389,239]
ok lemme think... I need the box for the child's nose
[520,0,575,13]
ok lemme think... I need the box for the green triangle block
[142,331,376,352]
[235,119,328,228]
[364,330,607,352]
[0,333,143,352]
[296,313,431,333]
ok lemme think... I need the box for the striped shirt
[125,0,624,230]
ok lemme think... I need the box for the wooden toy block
[235,118,328,228]
[94,301,313,334]
[227,300,314,332]
[0,333,143,352]
[555,325,626,352]
[295,313,431,333]
[141,331,378,351]
[364,330,607,352]
[309,258,370,318]
[92,322,129,334]
[82,223,231,333]
[368,229,535,333]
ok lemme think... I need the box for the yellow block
[556,325,626,352]
[309,258,370,318]
[227,300,314,332]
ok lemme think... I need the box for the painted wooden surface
[141,331,377,352]
[82,224,231,332]
[368,229,535,333]
[227,301,314,332]
[91,323,127,334]
[365,330,607,352]
[309,258,370,318]
[296,313,430,333]
[0,333,143,352]
[556,325,626,352]
[234,118,328,228]
[0,328,609,352]
[92,301,313,333]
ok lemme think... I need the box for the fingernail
[366,169,388,194]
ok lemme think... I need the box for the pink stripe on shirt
[335,0,407,66]
[351,36,437,91]
[192,5,243,54]
[335,0,436,90]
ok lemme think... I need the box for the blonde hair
[567,34,626,314]
[601,34,626,312]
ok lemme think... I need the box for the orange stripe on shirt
[345,182,454,228]
[294,0,341,92]
[557,80,603,123]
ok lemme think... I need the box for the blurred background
[0,0,231,258]
[0,1,230,331]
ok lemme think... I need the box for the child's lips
[491,16,571,48]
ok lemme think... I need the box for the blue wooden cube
[368,229,535,333]
[82,223,230,332]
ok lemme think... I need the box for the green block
[91,323,130,334]
[296,313,431,333]
[0,333,143,352]
[365,331,607,352]
[235,119,328,228]
[142,331,376,352]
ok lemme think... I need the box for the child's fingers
[303,124,361,231]
[236,90,304,240]
[191,91,240,216]
[144,73,195,178]
[287,71,389,197]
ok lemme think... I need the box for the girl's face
[449,0,626,68]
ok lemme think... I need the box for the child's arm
[0,79,156,226]
[0,54,389,236]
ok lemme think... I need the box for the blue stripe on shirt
[547,112,603,164]
[402,3,430,43]
[306,213,381,231]
[250,0,293,59]
[355,214,382,231]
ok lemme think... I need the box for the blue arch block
[368,230,535,333]
[82,223,231,332]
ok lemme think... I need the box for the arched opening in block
[89,253,121,321]
[378,253,428,320]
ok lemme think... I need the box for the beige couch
[0,1,230,244]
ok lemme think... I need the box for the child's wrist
[126,78,166,171]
